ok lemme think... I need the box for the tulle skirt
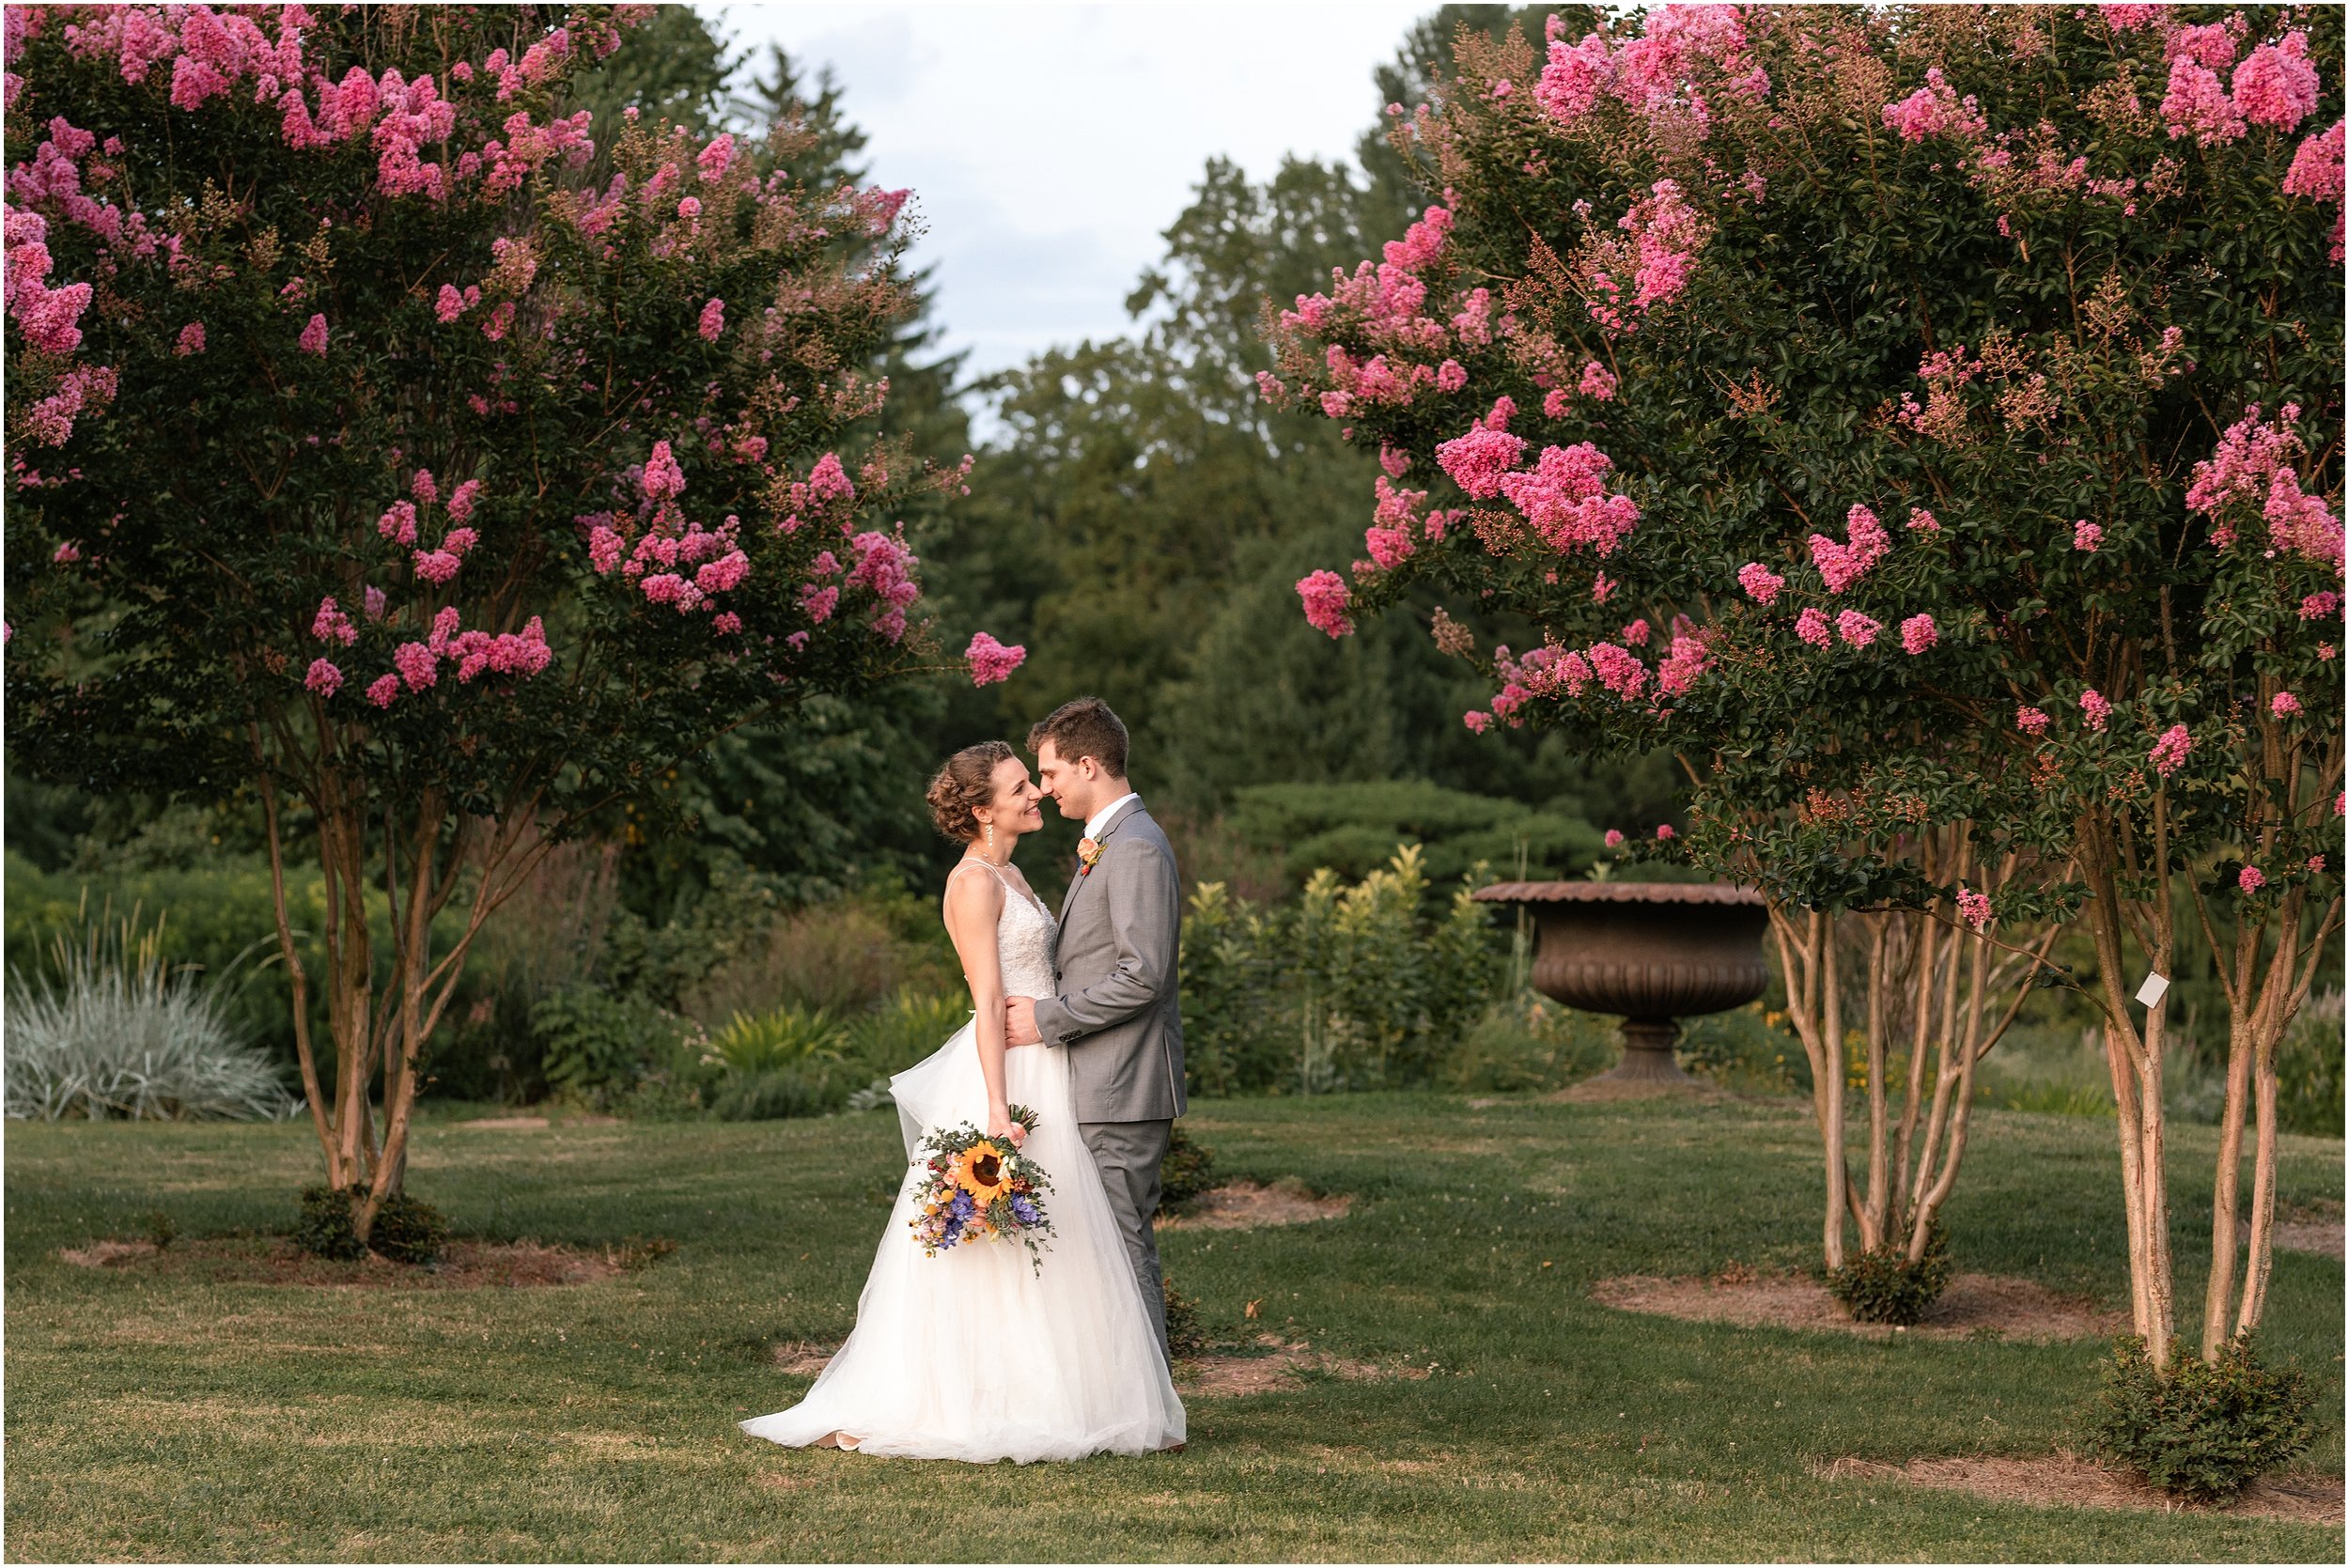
[739,1022,1187,1463]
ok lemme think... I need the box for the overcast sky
[715,1,1427,383]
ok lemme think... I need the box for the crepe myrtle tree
[1,4,1022,1238]
[1265,4,2341,1358]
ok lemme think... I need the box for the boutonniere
[1076,837,1103,877]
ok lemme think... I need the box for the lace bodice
[947,860,1058,998]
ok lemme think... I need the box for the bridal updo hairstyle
[1026,696,1128,778]
[926,739,1016,843]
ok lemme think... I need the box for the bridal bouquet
[909,1106,1057,1271]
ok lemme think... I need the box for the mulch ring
[1592,1266,2124,1342]
[1177,1333,1436,1396]
[1158,1178,1352,1231]
[1818,1452,2343,1527]
[56,1234,649,1288]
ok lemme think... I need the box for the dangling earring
[985,820,996,854]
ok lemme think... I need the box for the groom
[1003,696,1186,1362]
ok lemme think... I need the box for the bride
[739,740,1188,1462]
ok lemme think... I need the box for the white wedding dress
[739,859,1187,1463]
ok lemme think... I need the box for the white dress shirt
[1083,791,1139,841]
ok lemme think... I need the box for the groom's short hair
[1029,697,1128,779]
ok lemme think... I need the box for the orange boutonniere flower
[1076,836,1103,877]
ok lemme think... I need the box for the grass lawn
[4,1092,2341,1561]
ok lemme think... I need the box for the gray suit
[1033,798,1185,1358]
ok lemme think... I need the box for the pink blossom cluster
[2015,706,2051,737]
[845,528,921,641]
[1882,68,1987,144]
[1955,887,1992,931]
[1581,180,1708,334]
[2080,689,2112,730]
[2149,722,2191,777]
[1297,569,1353,638]
[1434,423,1527,500]
[2270,691,2301,718]
[4,200,93,357]
[1654,631,1708,696]
[1809,505,1889,593]
[1795,607,1830,646]
[2282,119,2345,260]
[2237,865,2266,893]
[1364,474,1429,568]
[776,451,857,533]
[1496,441,1641,556]
[2300,591,2341,620]
[338,607,553,707]
[18,363,115,446]
[2186,404,2343,569]
[1899,613,1937,655]
[311,595,356,646]
[2073,520,2104,551]
[1736,562,1785,605]
[964,631,1026,687]
[1532,7,1768,132]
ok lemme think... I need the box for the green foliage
[1440,993,1618,1094]
[291,1184,449,1267]
[2089,1335,2318,1504]
[708,1004,848,1076]
[1224,780,1602,891]
[1181,846,1503,1094]
[1161,1272,1208,1359]
[2276,992,2343,1139]
[847,988,973,1079]
[528,986,689,1108]
[1826,1219,1953,1327]
[1158,1125,1218,1210]
[289,1184,367,1264]
[707,1066,850,1124]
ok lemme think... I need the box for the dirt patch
[770,1341,837,1376]
[1158,1179,1352,1231]
[1176,1334,1435,1396]
[1593,1268,2124,1342]
[57,1235,629,1289]
[1549,1077,1733,1105]
[455,1113,622,1129]
[1820,1452,2343,1527]
[2274,1221,2344,1260]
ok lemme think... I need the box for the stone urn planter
[1472,881,1769,1085]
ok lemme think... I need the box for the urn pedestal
[1472,881,1770,1085]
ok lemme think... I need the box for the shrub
[2276,991,2343,1138]
[5,904,297,1123]
[845,988,972,1079]
[1222,781,1603,892]
[1826,1219,1953,1327]
[708,1066,849,1123]
[1162,1273,1207,1358]
[2088,1335,2317,1504]
[1441,993,1618,1094]
[290,1185,367,1263]
[1159,1126,1217,1210]
[708,1004,848,1076]
[679,888,958,1024]
[529,986,688,1107]
[1181,845,1504,1095]
[292,1184,449,1266]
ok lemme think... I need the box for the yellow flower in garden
[956,1141,1012,1203]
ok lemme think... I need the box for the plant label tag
[2135,971,2170,1008]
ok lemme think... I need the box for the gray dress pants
[1079,1118,1174,1363]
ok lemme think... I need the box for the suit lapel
[1059,798,1142,923]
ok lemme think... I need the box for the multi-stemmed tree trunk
[1758,828,2058,1281]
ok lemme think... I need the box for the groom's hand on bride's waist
[1003,996,1043,1048]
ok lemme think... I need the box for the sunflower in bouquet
[909,1104,1057,1270]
